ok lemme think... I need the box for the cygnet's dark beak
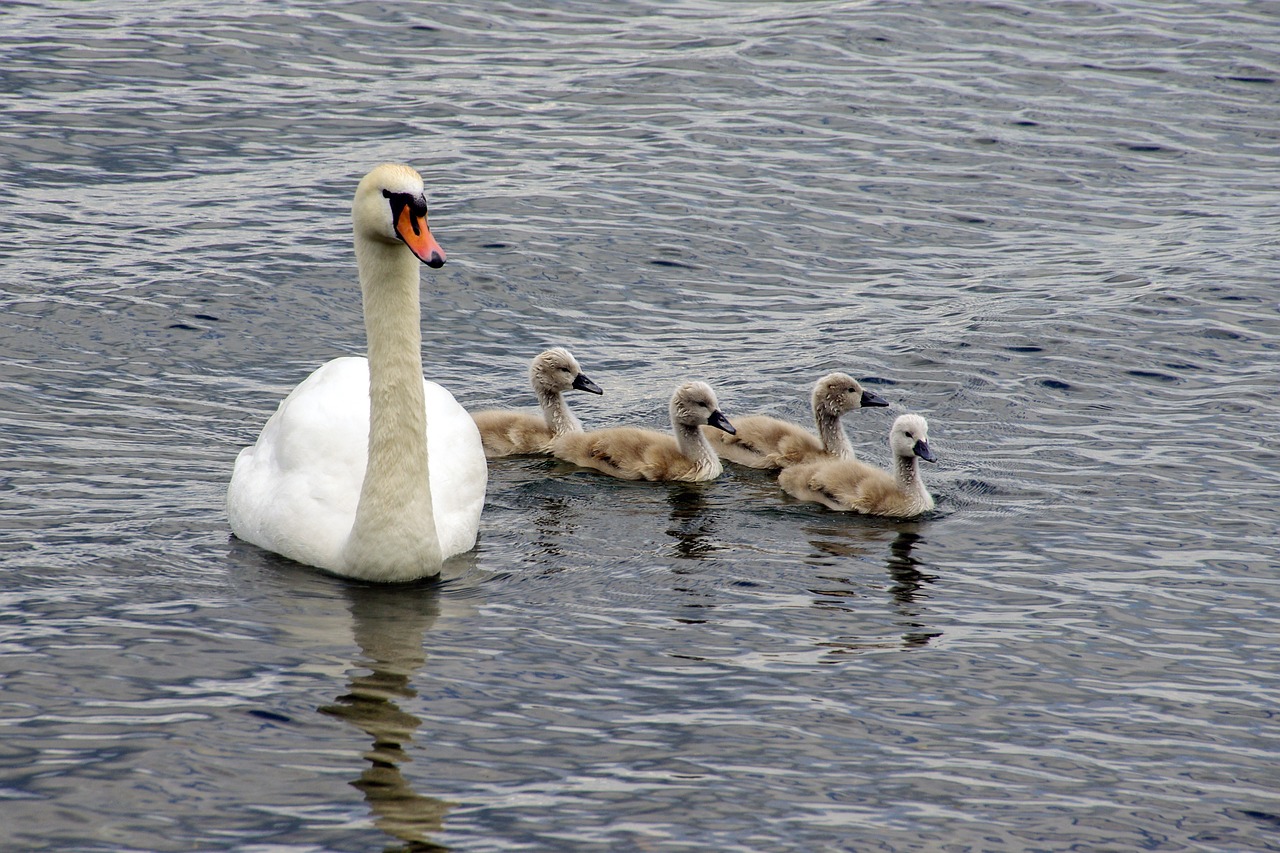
[860,389,890,408]
[573,373,604,395]
[914,439,937,463]
[707,410,736,435]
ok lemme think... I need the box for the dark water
[3,0,1279,850]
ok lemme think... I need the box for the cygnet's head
[890,414,937,462]
[813,372,890,416]
[531,347,603,395]
[352,163,446,268]
[672,381,735,434]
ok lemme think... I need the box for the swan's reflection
[318,582,454,853]
[804,524,941,652]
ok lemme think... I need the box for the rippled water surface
[3,0,1279,850]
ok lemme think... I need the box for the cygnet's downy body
[778,413,937,517]
[471,348,603,458]
[707,372,888,469]
[553,381,735,482]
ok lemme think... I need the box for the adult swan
[227,164,487,582]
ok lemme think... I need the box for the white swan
[227,163,487,582]
[552,381,735,482]
[470,347,603,458]
[778,414,937,517]
[706,372,889,469]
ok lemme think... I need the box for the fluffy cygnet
[777,413,937,517]
[552,381,735,482]
[706,372,888,469]
[471,348,603,458]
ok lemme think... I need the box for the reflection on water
[319,584,453,853]
[665,485,720,560]
[530,490,576,565]
[805,524,941,652]
[667,486,727,622]
[883,530,943,649]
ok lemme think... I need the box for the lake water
[2,0,1279,850]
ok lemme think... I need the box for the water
[2,0,1279,849]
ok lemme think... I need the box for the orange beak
[394,204,446,268]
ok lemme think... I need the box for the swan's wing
[423,379,487,559]
[227,357,370,571]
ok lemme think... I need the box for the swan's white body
[228,358,485,575]
[227,164,486,582]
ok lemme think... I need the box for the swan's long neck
[537,386,582,436]
[814,405,854,459]
[895,455,934,511]
[675,422,723,479]
[344,237,442,577]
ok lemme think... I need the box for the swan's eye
[381,189,428,218]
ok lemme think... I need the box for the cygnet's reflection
[804,524,941,651]
[881,529,942,648]
[530,491,576,564]
[318,582,453,853]
[665,484,719,560]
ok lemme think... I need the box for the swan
[777,413,937,517]
[470,347,603,458]
[552,381,735,482]
[226,163,487,583]
[705,372,888,469]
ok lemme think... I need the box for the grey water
[2,0,1279,850]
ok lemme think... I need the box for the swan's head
[353,163,446,268]
[814,372,890,415]
[891,414,936,463]
[531,347,603,395]
[673,381,735,434]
